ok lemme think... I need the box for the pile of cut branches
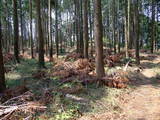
[1,86,29,102]
[65,52,83,61]
[52,58,95,78]
[104,48,113,56]
[0,91,46,120]
[104,54,123,67]
[103,72,129,88]
[3,53,14,64]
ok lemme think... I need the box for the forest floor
[121,53,160,120]
[3,52,160,120]
[78,53,160,120]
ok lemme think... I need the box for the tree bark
[125,0,129,58]
[48,0,53,61]
[128,0,131,50]
[0,19,6,93]
[36,0,45,68]
[94,0,105,78]
[83,0,89,58]
[19,0,24,54]
[134,0,140,65]
[13,0,20,63]
[30,0,34,58]
[151,0,155,53]
[112,0,117,54]
[55,0,59,57]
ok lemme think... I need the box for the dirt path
[78,53,160,120]
[121,53,160,120]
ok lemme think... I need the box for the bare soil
[78,53,160,120]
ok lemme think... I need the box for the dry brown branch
[0,92,46,120]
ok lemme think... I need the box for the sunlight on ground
[6,72,21,80]
[5,72,22,87]
[4,53,160,120]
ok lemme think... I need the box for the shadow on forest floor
[4,52,160,120]
[5,58,124,119]
[129,53,160,87]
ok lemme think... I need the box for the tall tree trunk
[94,0,105,78]
[74,0,80,53]
[83,0,89,58]
[13,0,20,63]
[19,0,24,54]
[112,0,116,54]
[89,0,93,57]
[36,0,45,68]
[155,1,159,51]
[48,0,53,61]
[134,0,140,65]
[151,0,155,53]
[125,0,129,58]
[128,0,131,50]
[55,0,59,57]
[30,0,34,58]
[79,0,84,55]
[0,18,6,93]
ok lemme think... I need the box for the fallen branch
[2,91,33,106]
[0,91,46,120]
[65,94,89,104]
[0,102,46,119]
[123,61,130,71]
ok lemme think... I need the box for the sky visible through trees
[0,0,160,119]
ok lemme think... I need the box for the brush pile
[52,53,130,89]
[65,52,83,61]
[0,91,46,120]
[3,53,14,64]
[1,86,29,102]
[104,54,123,67]
[103,72,129,88]
[52,58,95,79]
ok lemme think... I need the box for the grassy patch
[5,58,127,120]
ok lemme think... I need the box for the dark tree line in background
[0,0,160,92]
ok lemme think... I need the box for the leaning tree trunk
[0,19,6,93]
[94,0,105,78]
[36,0,45,68]
[13,0,20,63]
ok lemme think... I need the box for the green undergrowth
[5,58,128,120]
